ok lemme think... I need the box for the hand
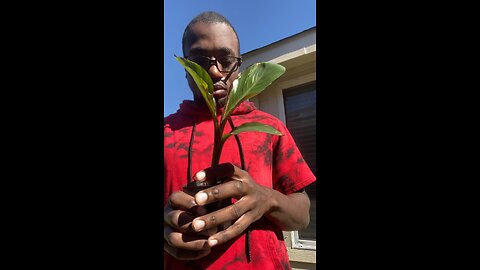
[189,163,275,248]
[164,191,214,260]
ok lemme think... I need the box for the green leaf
[223,62,285,121]
[222,122,283,142]
[175,56,217,121]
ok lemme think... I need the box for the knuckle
[234,181,244,192]
[209,215,217,225]
[169,191,182,205]
[230,204,241,219]
[165,211,177,228]
[166,233,177,247]
[234,223,243,232]
[219,226,239,243]
[221,232,230,243]
[210,188,220,198]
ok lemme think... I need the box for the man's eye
[219,57,234,67]
[192,57,209,66]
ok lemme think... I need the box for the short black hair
[182,11,240,56]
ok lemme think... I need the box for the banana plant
[175,56,286,166]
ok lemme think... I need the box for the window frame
[290,231,316,250]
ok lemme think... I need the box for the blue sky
[164,0,316,117]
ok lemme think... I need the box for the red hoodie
[164,100,315,270]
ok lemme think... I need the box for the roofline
[241,26,316,56]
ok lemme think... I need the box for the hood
[176,100,256,118]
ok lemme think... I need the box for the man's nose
[207,64,224,81]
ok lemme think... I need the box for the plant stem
[211,119,227,166]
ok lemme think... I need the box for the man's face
[184,22,240,108]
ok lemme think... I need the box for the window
[283,81,316,249]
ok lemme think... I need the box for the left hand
[189,163,275,247]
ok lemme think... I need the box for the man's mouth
[213,82,228,99]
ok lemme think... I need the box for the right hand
[164,190,213,260]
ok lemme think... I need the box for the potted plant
[175,56,286,212]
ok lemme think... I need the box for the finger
[164,223,173,240]
[168,191,198,210]
[194,163,240,185]
[194,180,248,206]
[191,200,248,232]
[165,192,207,230]
[164,226,209,250]
[164,220,215,239]
[164,240,211,261]
[164,209,196,231]
[198,226,218,237]
[206,211,256,247]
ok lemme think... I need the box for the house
[240,26,317,270]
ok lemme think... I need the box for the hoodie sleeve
[271,120,316,195]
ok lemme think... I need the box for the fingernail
[195,192,208,205]
[193,219,205,231]
[194,171,206,181]
[208,239,218,247]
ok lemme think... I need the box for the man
[164,11,316,269]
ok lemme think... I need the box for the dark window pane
[283,81,316,241]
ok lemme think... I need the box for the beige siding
[242,27,317,268]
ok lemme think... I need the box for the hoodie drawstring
[187,121,197,184]
[227,117,251,263]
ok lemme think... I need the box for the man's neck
[193,96,225,110]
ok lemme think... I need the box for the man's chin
[216,97,227,108]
